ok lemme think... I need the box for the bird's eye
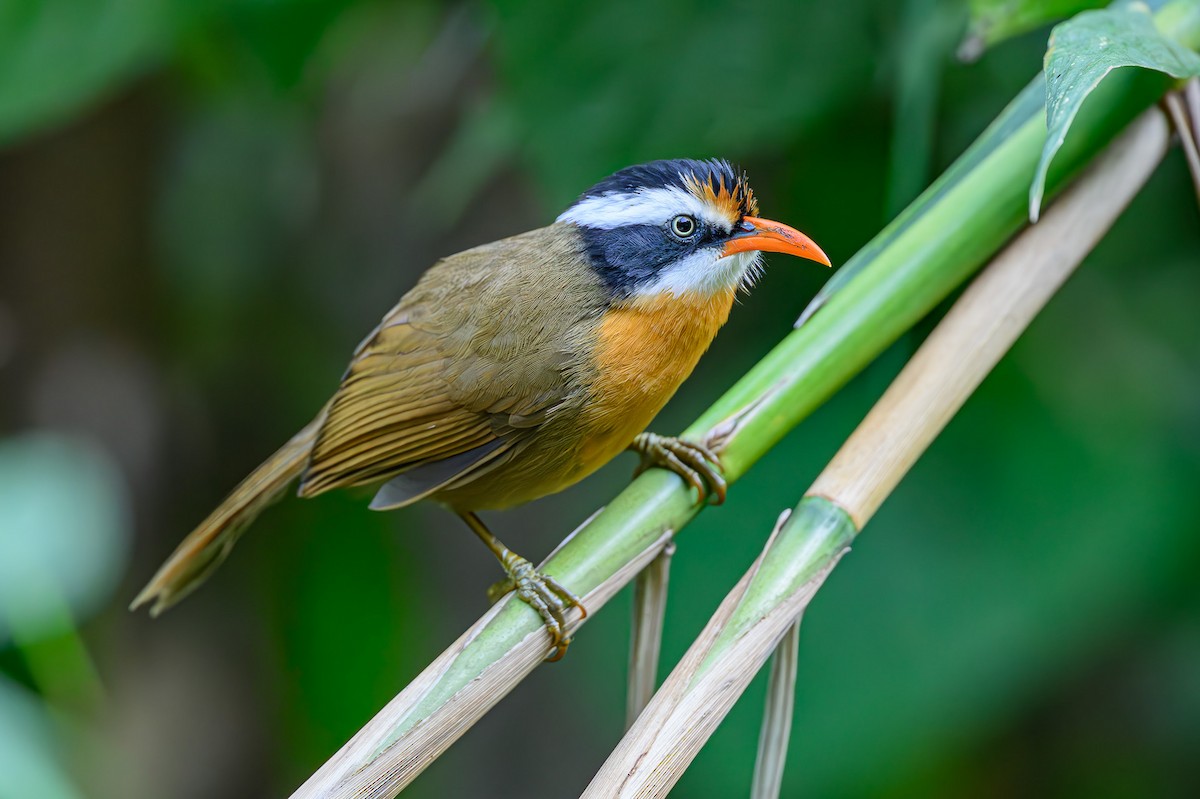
[670,215,697,238]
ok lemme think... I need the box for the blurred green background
[2,0,1199,797]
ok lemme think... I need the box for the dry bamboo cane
[750,604,802,799]
[626,542,675,728]
[1164,78,1200,203]
[1187,78,1200,134]
[581,107,1170,799]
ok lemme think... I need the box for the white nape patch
[557,187,732,232]
[632,250,764,298]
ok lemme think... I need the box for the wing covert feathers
[299,226,598,502]
[297,313,511,496]
[134,224,602,613]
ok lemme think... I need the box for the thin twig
[1186,79,1200,148]
[583,108,1171,799]
[750,613,801,799]
[626,541,675,729]
[1185,79,1200,203]
[1163,88,1200,209]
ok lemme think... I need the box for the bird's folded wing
[297,299,565,500]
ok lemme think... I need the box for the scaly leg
[629,432,727,505]
[459,511,586,661]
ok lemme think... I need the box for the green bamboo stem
[294,59,1170,799]
[583,108,1171,798]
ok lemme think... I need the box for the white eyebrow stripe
[556,186,731,231]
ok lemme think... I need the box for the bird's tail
[131,418,322,617]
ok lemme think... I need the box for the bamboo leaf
[0,0,182,144]
[1030,1,1200,220]
[961,0,1105,60]
[0,433,130,643]
[0,679,86,799]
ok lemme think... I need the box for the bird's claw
[489,555,587,662]
[630,432,727,506]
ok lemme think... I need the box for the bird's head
[557,158,829,300]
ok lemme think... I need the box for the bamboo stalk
[626,541,675,729]
[583,501,853,799]
[809,109,1169,524]
[750,598,802,799]
[582,107,1171,799]
[291,62,1166,799]
[293,527,671,799]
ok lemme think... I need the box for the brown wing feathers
[297,309,516,498]
[299,227,598,503]
[134,224,601,613]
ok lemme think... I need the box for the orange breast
[573,288,737,475]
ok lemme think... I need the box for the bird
[131,158,830,659]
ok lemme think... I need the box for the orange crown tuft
[681,166,759,224]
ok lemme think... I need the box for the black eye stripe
[579,222,709,296]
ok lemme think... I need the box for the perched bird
[132,158,829,658]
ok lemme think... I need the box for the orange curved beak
[722,216,831,267]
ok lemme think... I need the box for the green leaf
[487,0,878,204]
[887,0,966,217]
[1030,3,1200,220]
[226,0,360,89]
[0,0,188,144]
[0,433,131,644]
[961,0,1105,59]
[0,679,84,799]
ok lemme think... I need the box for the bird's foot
[488,554,587,662]
[630,432,727,505]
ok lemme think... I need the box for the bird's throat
[573,287,737,473]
